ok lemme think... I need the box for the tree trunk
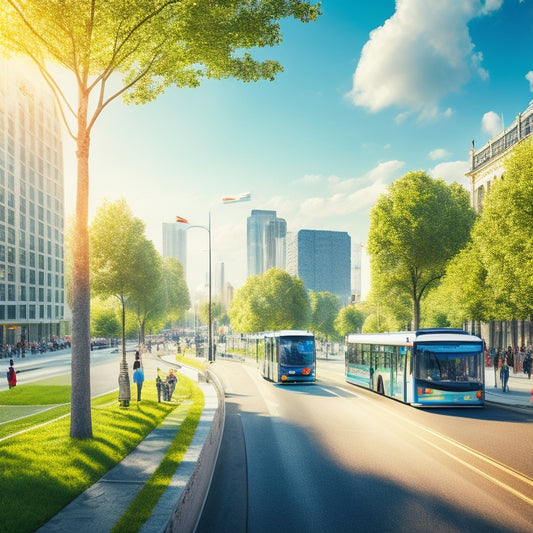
[412,293,421,331]
[70,102,92,438]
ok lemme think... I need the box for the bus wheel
[377,376,385,395]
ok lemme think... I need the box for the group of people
[491,346,532,393]
[3,338,71,359]
[131,350,178,403]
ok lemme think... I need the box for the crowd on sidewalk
[487,345,532,392]
[2,337,72,359]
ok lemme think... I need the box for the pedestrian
[493,349,500,388]
[7,363,16,388]
[523,352,531,379]
[500,358,510,393]
[166,369,178,400]
[133,360,144,402]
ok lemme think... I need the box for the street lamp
[176,192,250,363]
[176,214,214,362]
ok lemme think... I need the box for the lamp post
[176,214,214,362]
[177,192,250,363]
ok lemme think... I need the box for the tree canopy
[228,268,310,333]
[368,171,476,330]
[0,0,320,438]
[435,139,533,323]
[309,291,340,341]
[334,305,365,337]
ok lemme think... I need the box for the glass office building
[0,58,67,348]
[287,229,351,304]
[247,209,287,277]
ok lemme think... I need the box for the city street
[197,357,533,533]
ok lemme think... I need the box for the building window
[19,305,26,318]
[7,305,15,320]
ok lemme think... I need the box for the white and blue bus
[345,328,485,407]
[259,330,316,383]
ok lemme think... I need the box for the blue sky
[62,0,533,294]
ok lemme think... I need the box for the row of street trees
[227,268,365,341]
[363,140,533,335]
[87,199,190,346]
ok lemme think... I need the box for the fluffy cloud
[297,160,405,220]
[428,160,470,188]
[526,71,533,91]
[481,111,503,136]
[346,0,501,120]
[429,148,451,160]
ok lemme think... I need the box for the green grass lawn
[0,375,205,533]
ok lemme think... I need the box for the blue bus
[345,328,485,407]
[259,330,316,383]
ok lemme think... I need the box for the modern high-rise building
[0,58,67,346]
[162,222,187,275]
[247,209,287,277]
[287,229,351,304]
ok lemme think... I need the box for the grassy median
[0,375,204,533]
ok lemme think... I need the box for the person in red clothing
[7,363,16,388]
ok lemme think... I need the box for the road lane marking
[358,396,533,506]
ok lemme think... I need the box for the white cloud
[428,160,470,187]
[481,111,503,136]
[298,160,405,220]
[526,71,533,91]
[429,148,451,160]
[346,0,500,119]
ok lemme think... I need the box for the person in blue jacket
[133,360,145,401]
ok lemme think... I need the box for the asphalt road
[196,357,533,533]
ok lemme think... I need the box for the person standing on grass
[7,362,16,388]
[133,360,144,402]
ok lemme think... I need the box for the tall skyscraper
[0,58,66,346]
[287,229,351,304]
[162,222,187,275]
[247,209,287,277]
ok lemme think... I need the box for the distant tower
[162,223,187,275]
[247,209,286,277]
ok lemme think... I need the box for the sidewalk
[484,365,533,410]
[34,355,221,533]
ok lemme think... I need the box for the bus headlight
[281,375,288,381]
[302,368,311,375]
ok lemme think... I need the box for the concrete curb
[163,368,225,533]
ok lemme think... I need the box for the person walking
[500,358,510,393]
[7,361,16,388]
[133,360,144,402]
[166,369,178,400]
[523,351,531,379]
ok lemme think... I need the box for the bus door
[404,346,413,403]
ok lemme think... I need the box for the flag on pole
[221,192,251,204]
[176,216,189,224]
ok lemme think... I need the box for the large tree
[465,139,533,320]
[229,268,310,333]
[0,0,320,438]
[89,199,151,405]
[368,171,476,330]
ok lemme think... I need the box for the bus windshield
[279,337,315,366]
[414,343,484,385]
